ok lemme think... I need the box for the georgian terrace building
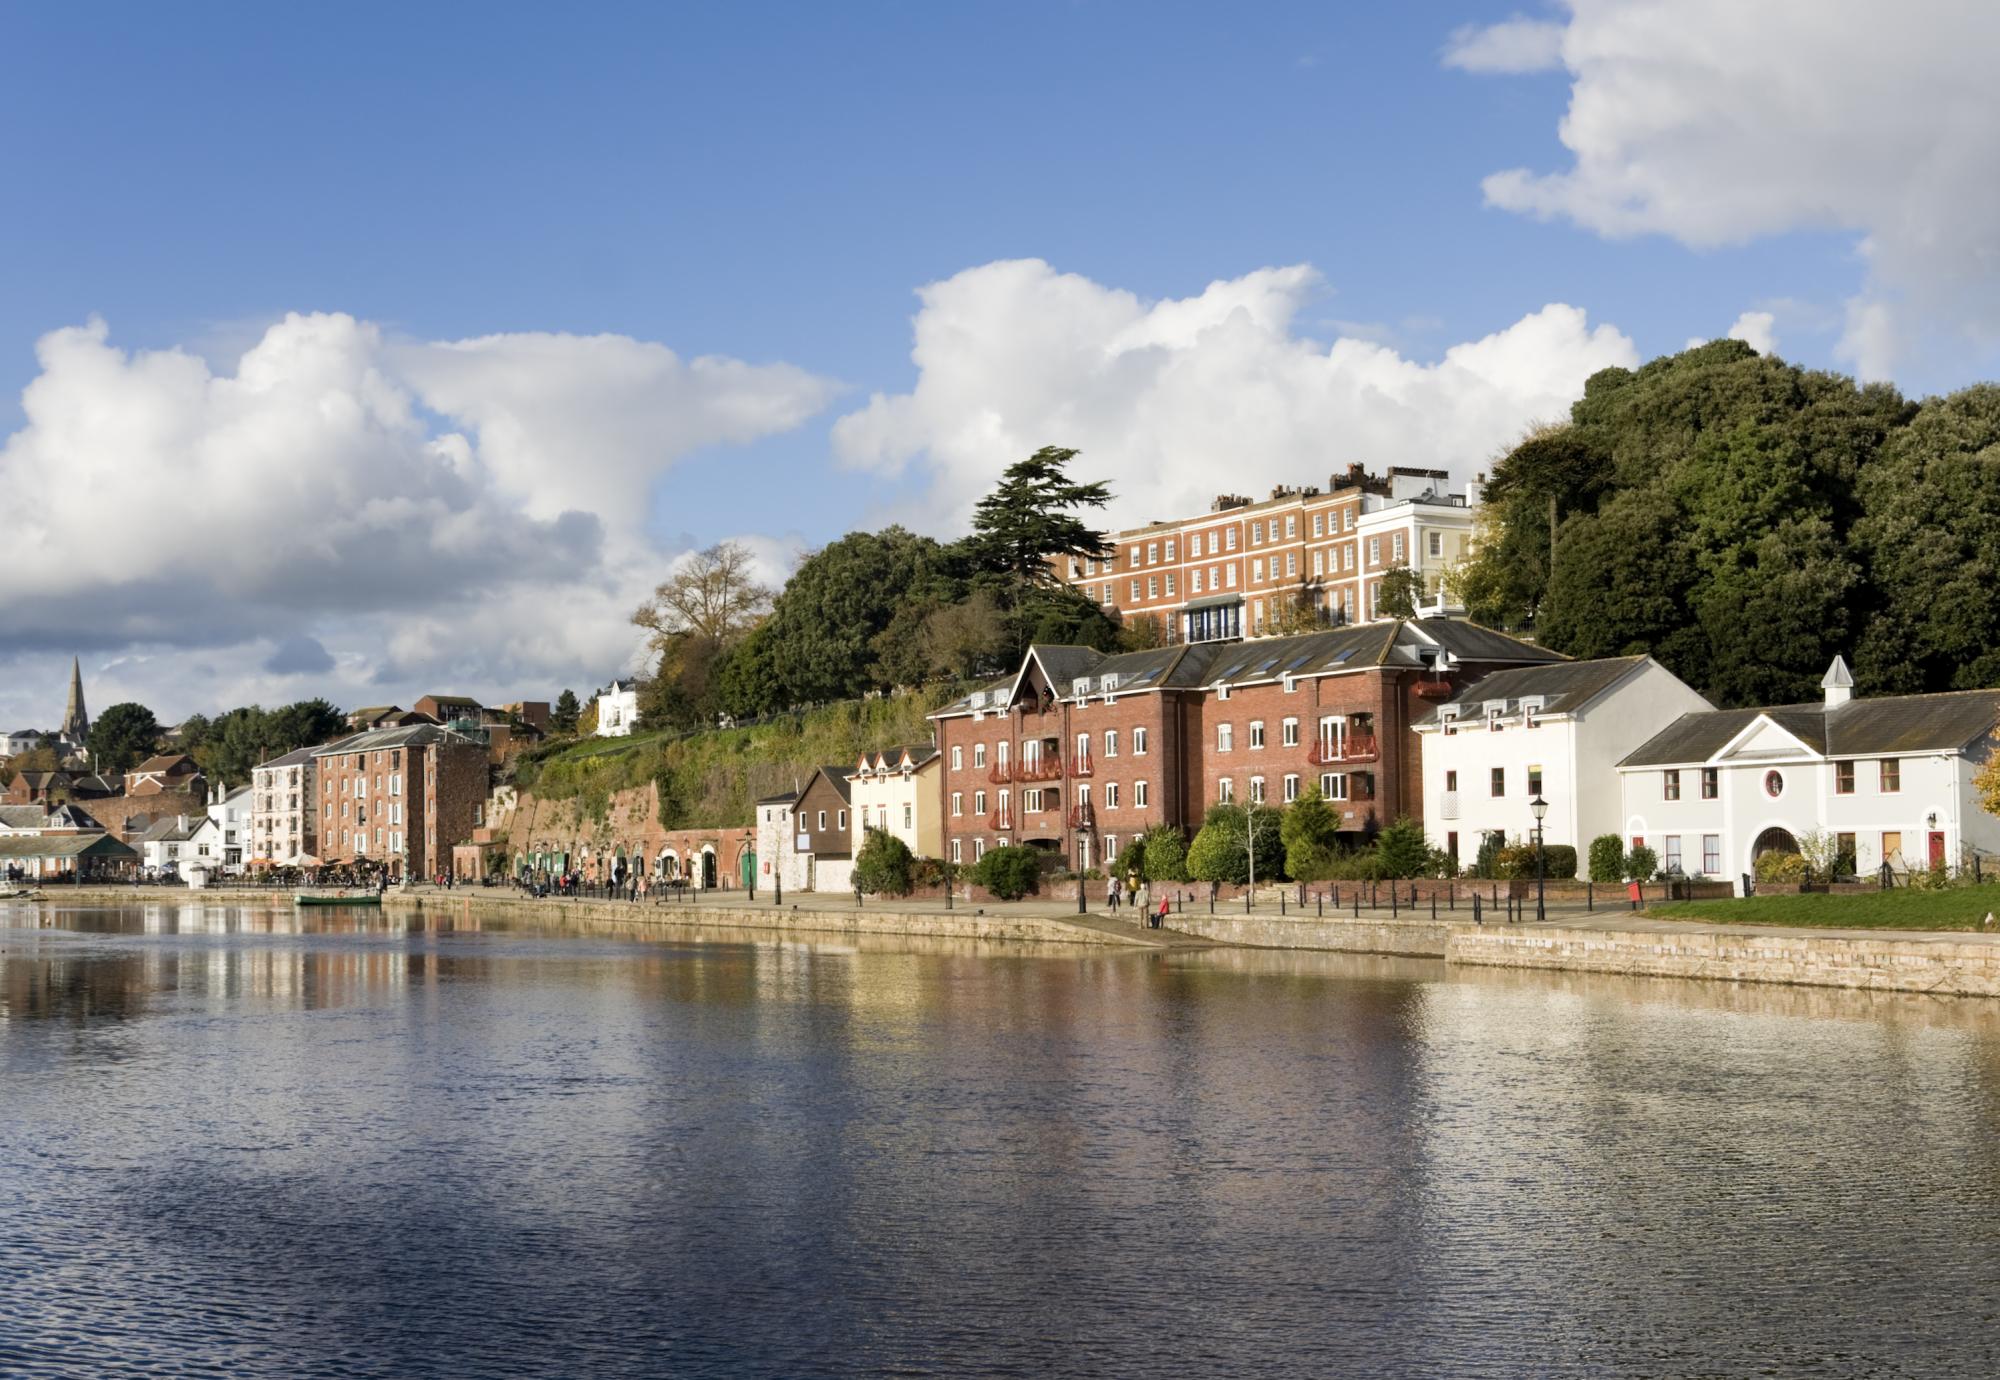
[1051,465,1480,645]
[930,618,1562,873]
[1617,657,2000,890]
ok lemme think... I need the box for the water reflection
[2,901,1999,1378]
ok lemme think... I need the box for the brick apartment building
[311,724,489,877]
[1052,464,1480,644]
[930,618,1561,872]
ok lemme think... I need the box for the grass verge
[1648,883,2000,932]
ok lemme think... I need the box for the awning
[1181,593,1244,612]
[0,833,139,862]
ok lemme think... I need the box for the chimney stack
[1822,655,1855,708]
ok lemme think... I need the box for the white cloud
[1727,310,1778,356]
[832,259,1635,532]
[0,313,836,724]
[1457,0,2000,379]
[1441,15,1566,74]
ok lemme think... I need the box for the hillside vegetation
[510,689,953,830]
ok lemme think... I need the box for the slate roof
[0,805,48,830]
[254,745,322,771]
[132,754,198,775]
[1420,656,1651,726]
[310,724,483,757]
[754,791,799,806]
[45,803,103,830]
[1621,688,2000,767]
[0,833,138,861]
[138,815,203,843]
[800,765,853,804]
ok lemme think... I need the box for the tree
[1185,803,1283,887]
[1373,816,1436,879]
[1376,566,1425,620]
[552,689,581,734]
[1625,844,1658,883]
[633,540,776,730]
[966,446,1114,588]
[1141,824,1188,883]
[755,527,953,704]
[1280,786,1342,881]
[87,702,160,777]
[268,698,344,751]
[1186,815,1244,888]
[853,827,915,896]
[1977,750,2000,821]
[1587,834,1625,883]
[971,844,1042,900]
[1266,588,1327,637]
[1118,612,1169,652]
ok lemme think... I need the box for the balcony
[1018,755,1063,782]
[1071,751,1093,778]
[986,809,1014,832]
[987,762,1012,784]
[1308,735,1376,765]
[1439,790,1459,821]
[1067,802,1097,830]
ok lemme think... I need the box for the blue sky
[1,1,1991,724]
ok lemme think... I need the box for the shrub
[1588,834,1625,883]
[1112,836,1148,883]
[1141,825,1188,883]
[1324,846,1387,881]
[1752,850,1808,884]
[972,844,1042,900]
[1186,804,1284,886]
[853,827,914,895]
[1280,786,1342,881]
[1471,832,1507,879]
[1374,816,1437,879]
[1625,844,1659,883]
[1542,844,1578,879]
[910,856,955,890]
[1494,843,1537,880]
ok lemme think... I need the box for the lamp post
[1529,792,1548,922]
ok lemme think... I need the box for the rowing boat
[294,891,382,907]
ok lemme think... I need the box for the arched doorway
[701,848,717,889]
[1751,826,1800,860]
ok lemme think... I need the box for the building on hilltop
[930,617,1561,874]
[1413,656,1712,868]
[125,753,206,800]
[1051,465,1480,646]
[594,679,640,737]
[311,723,490,879]
[1617,656,2000,892]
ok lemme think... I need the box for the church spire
[61,655,88,745]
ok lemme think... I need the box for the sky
[5,1,1999,729]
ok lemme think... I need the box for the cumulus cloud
[1455,0,2000,379]
[1686,310,1779,355]
[1441,14,1565,74]
[832,259,1636,532]
[0,313,835,724]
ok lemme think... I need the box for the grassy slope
[1650,884,2000,931]
[511,691,950,831]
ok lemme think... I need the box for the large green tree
[87,702,160,776]
[1852,385,2000,691]
[1279,786,1341,881]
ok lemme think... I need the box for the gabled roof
[421,694,481,708]
[0,833,138,861]
[1620,687,2000,768]
[0,805,48,829]
[46,803,103,830]
[754,791,799,807]
[798,765,853,804]
[255,745,322,771]
[131,753,198,775]
[310,724,482,756]
[1420,656,1651,727]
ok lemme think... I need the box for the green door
[740,847,756,888]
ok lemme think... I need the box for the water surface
[3,900,1998,1377]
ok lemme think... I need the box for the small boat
[294,891,383,907]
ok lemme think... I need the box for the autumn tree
[633,541,775,729]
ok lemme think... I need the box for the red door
[1929,832,1947,867]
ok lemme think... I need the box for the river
[2,900,1997,1377]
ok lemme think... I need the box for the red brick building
[930,619,1561,870]
[311,724,489,878]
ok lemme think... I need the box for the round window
[1764,770,1784,798]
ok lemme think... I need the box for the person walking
[1105,876,1120,914]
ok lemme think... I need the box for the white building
[594,679,639,737]
[139,813,221,875]
[1617,657,2000,891]
[3,730,47,758]
[251,745,320,867]
[207,783,253,874]
[753,792,811,893]
[847,746,943,860]
[1416,656,1712,867]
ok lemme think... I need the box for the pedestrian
[1136,879,1150,917]
[1155,894,1170,930]
[1126,870,1139,906]
[1627,878,1642,912]
[1106,876,1120,914]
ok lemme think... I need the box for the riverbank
[20,884,2000,998]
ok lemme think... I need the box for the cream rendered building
[847,746,943,861]
[251,745,321,866]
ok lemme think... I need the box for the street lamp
[1529,792,1548,922]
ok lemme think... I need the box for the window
[952,792,963,816]
[1249,720,1265,749]
[1251,521,1263,544]
[1444,769,1458,792]
[1286,515,1297,538]
[1253,559,1264,582]
[1836,831,1856,871]
[1882,831,1903,867]
[1392,532,1405,562]
[1879,759,1900,793]
[975,838,987,860]
[1225,565,1237,588]
[951,746,962,771]
[1283,774,1299,803]
[1165,574,1176,597]
[1133,727,1149,755]
[1313,551,1325,576]
[974,790,987,814]
[1702,767,1718,799]
[837,810,847,830]
[1314,513,1325,536]
[1491,767,1505,797]
[1217,723,1234,751]
[1322,772,1347,800]
[1835,761,1854,794]
[1764,770,1784,798]
[1147,541,1158,564]
[1219,777,1234,803]
[1664,769,1681,801]
[1286,552,1297,577]
[1281,718,1299,746]
[1428,531,1443,558]
[1225,528,1238,550]
[1104,730,1118,757]
[1190,534,1203,557]
[952,839,963,864]
[1130,580,1140,600]
[1075,732,1090,761]
[1664,836,1683,873]
[1147,577,1158,598]
[1164,539,1176,560]
[1134,780,1149,807]
[1105,782,1119,808]
[1527,766,1543,797]
[1367,537,1381,565]
[817,810,827,830]
[1702,834,1721,875]
[1192,570,1204,593]
[903,803,912,829]
[1249,776,1266,804]
[974,744,987,768]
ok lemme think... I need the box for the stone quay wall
[1446,923,2000,998]
[1168,913,1452,957]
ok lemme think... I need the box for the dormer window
[1521,697,1544,729]
[1441,708,1458,737]
[1101,674,1119,693]
[1073,677,1092,697]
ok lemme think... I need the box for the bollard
[1353,889,1360,918]
[1448,883,1455,911]
[1317,895,1323,918]
[1280,892,1286,916]
[1473,893,1482,925]
[1587,882,1593,912]
[1431,893,1437,920]
[1208,892,1214,915]
[1245,889,1251,914]
[1333,885,1341,908]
